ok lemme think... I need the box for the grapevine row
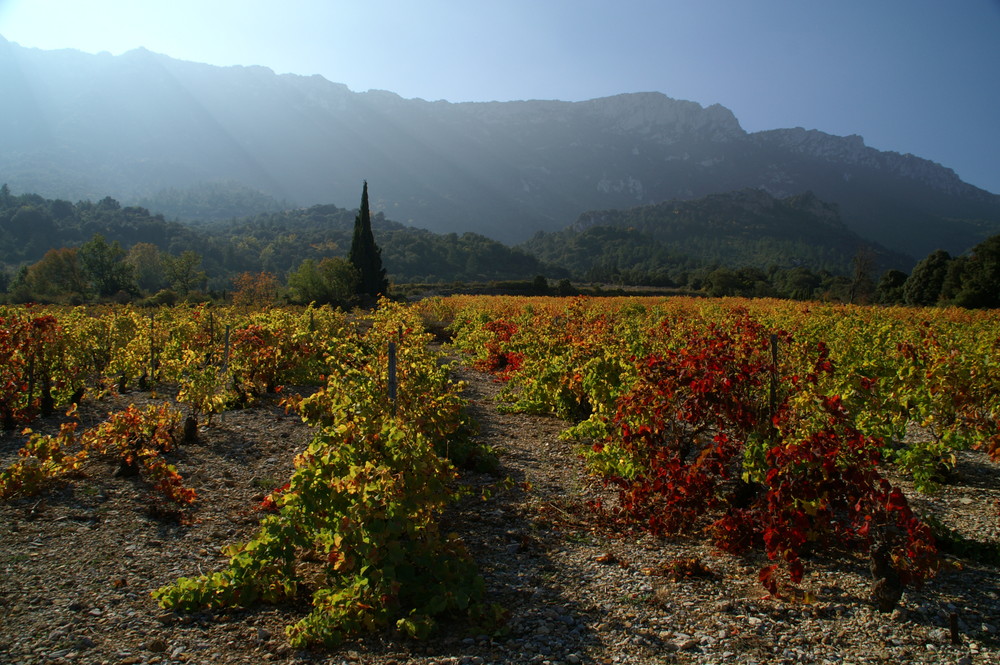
[0,303,347,432]
[153,300,492,646]
[428,295,1000,605]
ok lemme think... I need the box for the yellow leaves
[786,588,819,605]
[330,551,355,573]
[801,498,823,517]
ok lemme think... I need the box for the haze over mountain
[3,36,999,263]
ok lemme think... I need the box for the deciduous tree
[288,257,358,307]
[24,248,89,301]
[125,242,168,293]
[163,250,207,295]
[903,250,951,306]
[875,269,907,305]
[232,271,280,307]
[79,233,136,297]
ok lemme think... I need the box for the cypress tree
[348,181,388,304]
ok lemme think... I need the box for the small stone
[146,638,168,653]
[928,628,950,643]
[566,654,582,664]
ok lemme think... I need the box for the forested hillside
[0,186,558,300]
[523,189,910,283]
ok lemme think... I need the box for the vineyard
[1,297,999,664]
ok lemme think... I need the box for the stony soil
[1,361,999,665]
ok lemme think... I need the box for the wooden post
[388,341,398,416]
[208,311,215,365]
[149,312,156,381]
[222,325,231,372]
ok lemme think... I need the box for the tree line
[0,183,389,308]
[2,182,1000,308]
[0,183,553,305]
[640,236,1000,308]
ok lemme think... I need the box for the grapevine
[443,295,959,607]
[154,300,488,647]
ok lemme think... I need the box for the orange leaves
[659,557,715,582]
[0,401,195,511]
[231,271,280,308]
[81,403,196,509]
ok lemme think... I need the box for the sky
[2,0,999,194]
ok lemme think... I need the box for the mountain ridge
[2,37,998,260]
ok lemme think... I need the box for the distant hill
[0,188,555,285]
[136,181,291,222]
[521,189,909,281]
[2,36,999,260]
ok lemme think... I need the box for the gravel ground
[1,362,999,665]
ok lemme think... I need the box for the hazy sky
[2,0,999,194]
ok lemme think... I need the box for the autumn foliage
[441,296,971,604]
